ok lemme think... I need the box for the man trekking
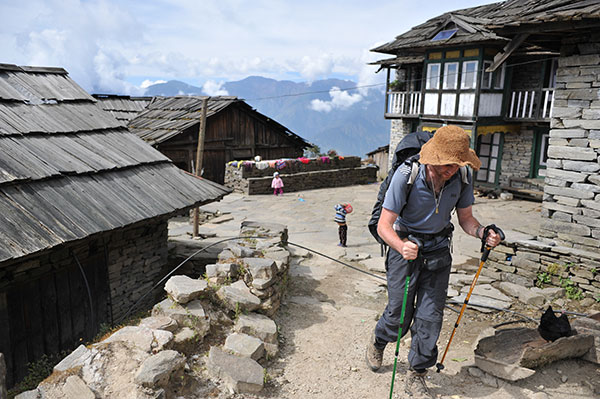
[365,125,502,398]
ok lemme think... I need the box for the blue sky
[0,0,494,95]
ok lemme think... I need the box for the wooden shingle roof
[93,94,152,123]
[128,95,309,147]
[0,64,231,264]
[372,0,600,56]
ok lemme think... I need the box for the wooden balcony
[386,91,421,117]
[506,88,554,121]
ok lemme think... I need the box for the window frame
[461,60,478,89]
[426,63,441,90]
[443,62,459,90]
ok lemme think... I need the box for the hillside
[145,77,389,157]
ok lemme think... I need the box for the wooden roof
[0,64,231,264]
[128,95,309,147]
[372,0,600,56]
[93,94,152,123]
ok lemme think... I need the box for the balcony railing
[387,91,421,116]
[507,88,554,120]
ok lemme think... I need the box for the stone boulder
[152,298,211,338]
[234,313,278,357]
[138,316,178,333]
[206,347,263,394]
[62,375,95,399]
[164,275,208,304]
[217,280,261,312]
[224,333,265,361]
[102,326,173,353]
[134,350,186,388]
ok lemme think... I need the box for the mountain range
[145,76,389,157]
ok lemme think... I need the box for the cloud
[202,80,229,96]
[310,86,363,113]
[140,79,167,89]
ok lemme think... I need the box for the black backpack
[367,130,468,246]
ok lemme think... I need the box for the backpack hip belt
[396,224,454,241]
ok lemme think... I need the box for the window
[431,29,458,42]
[461,60,478,89]
[426,63,440,90]
[476,132,502,184]
[443,62,458,89]
[481,61,492,89]
[481,62,505,90]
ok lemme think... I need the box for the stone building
[0,64,231,387]
[372,0,600,295]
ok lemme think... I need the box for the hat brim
[419,141,482,170]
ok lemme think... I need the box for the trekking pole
[436,224,505,373]
[389,235,423,399]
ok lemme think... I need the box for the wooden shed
[366,145,390,180]
[0,64,231,387]
[128,96,309,184]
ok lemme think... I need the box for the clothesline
[227,156,345,171]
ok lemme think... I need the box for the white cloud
[202,80,229,96]
[140,79,166,89]
[310,86,363,113]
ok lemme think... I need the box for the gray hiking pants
[374,245,452,370]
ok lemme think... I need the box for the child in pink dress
[271,172,284,195]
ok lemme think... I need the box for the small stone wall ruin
[15,221,296,398]
[224,156,377,194]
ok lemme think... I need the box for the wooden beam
[193,97,209,238]
[487,33,529,73]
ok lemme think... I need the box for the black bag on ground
[368,130,433,245]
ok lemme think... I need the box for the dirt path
[199,185,600,398]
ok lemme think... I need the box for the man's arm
[377,207,419,260]
[456,206,501,247]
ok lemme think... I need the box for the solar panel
[431,29,458,42]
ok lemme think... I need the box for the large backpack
[368,130,468,246]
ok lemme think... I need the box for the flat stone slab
[450,293,512,313]
[460,284,512,302]
[449,273,494,287]
[224,332,265,361]
[234,313,277,344]
[138,316,178,333]
[165,275,208,304]
[134,350,185,388]
[217,280,261,312]
[498,282,546,307]
[572,314,600,364]
[62,375,95,399]
[54,345,94,373]
[103,326,173,353]
[360,258,386,273]
[152,298,210,336]
[475,327,594,381]
[208,214,234,224]
[207,347,264,394]
[288,246,310,258]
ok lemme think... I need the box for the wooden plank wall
[0,242,111,388]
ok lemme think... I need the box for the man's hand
[401,239,419,260]
[484,229,502,248]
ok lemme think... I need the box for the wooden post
[193,97,209,238]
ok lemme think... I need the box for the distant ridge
[144,76,389,157]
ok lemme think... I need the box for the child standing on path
[271,172,284,196]
[334,203,352,247]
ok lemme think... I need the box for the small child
[334,203,352,247]
[271,172,284,196]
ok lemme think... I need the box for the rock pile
[15,221,291,398]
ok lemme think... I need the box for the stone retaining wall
[247,166,377,195]
[225,156,377,194]
[484,234,600,300]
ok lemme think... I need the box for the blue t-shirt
[382,162,474,236]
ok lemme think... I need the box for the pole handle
[480,224,505,253]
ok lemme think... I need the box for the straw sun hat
[418,125,482,170]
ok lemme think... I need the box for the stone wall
[499,128,534,186]
[388,119,413,167]
[246,166,377,195]
[225,156,376,194]
[484,234,600,300]
[539,32,600,253]
[107,220,169,321]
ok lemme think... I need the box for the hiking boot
[365,333,384,371]
[404,369,432,399]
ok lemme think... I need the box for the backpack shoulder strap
[459,166,469,185]
[408,161,420,186]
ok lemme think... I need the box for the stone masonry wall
[498,128,534,187]
[539,33,600,253]
[107,219,169,321]
[246,166,377,195]
[225,156,376,194]
[388,119,413,167]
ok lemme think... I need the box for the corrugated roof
[0,64,231,264]
[128,95,309,147]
